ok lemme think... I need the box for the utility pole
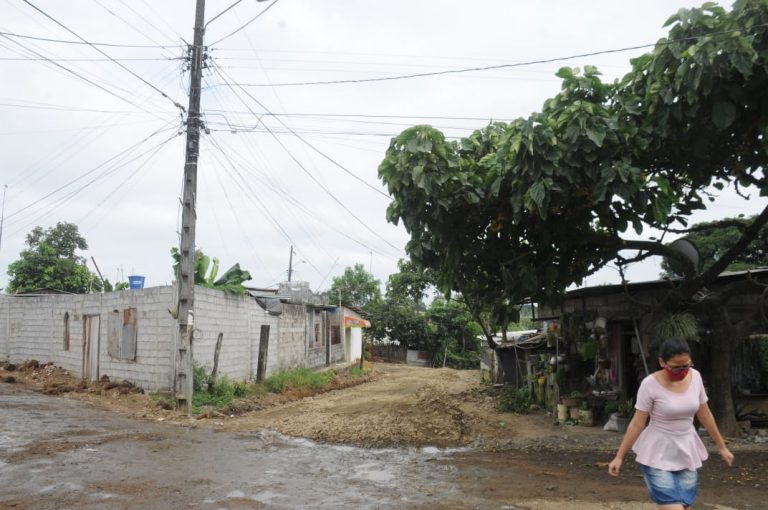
[176,0,206,412]
[287,245,294,282]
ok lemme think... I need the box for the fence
[370,343,408,363]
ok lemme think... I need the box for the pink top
[631,369,709,471]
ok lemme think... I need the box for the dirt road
[216,363,560,447]
[2,363,766,509]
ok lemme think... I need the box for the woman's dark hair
[659,336,691,361]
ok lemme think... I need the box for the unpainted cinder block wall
[0,287,177,391]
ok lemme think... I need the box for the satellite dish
[665,239,700,277]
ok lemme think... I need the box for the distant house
[0,281,368,392]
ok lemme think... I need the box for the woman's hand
[719,446,734,467]
[608,456,622,477]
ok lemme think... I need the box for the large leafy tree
[330,263,381,309]
[7,222,100,294]
[379,1,768,434]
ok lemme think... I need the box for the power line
[208,0,282,47]
[222,24,768,87]
[0,33,168,117]
[0,100,164,115]
[201,74,395,261]
[210,63,391,198]
[77,131,179,227]
[0,56,181,62]
[0,30,182,49]
[7,129,180,239]
[208,131,395,260]
[211,64,405,256]
[4,123,179,222]
[21,0,186,112]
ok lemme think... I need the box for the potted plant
[561,390,585,408]
[578,400,594,426]
[616,398,634,433]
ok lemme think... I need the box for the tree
[379,1,768,435]
[171,247,252,295]
[427,298,483,369]
[330,263,381,309]
[661,215,768,276]
[7,222,100,294]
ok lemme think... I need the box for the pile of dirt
[0,360,145,397]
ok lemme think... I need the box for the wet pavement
[0,383,489,509]
[2,382,766,510]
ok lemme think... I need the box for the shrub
[192,363,210,392]
[499,386,533,413]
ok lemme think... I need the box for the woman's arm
[696,403,735,466]
[608,410,649,477]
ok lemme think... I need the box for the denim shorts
[639,464,698,507]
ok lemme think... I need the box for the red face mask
[664,365,690,381]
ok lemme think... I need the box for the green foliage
[379,1,768,330]
[192,363,211,393]
[655,312,700,343]
[661,215,768,276]
[6,222,101,294]
[499,386,533,413]
[347,365,366,377]
[617,398,635,418]
[171,247,251,295]
[101,278,130,292]
[262,368,336,393]
[330,263,381,309]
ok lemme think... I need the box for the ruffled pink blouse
[632,369,709,471]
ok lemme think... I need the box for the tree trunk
[708,325,739,437]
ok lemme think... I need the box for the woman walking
[608,337,734,509]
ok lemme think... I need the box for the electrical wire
[208,131,395,260]
[0,57,180,62]
[201,74,395,262]
[206,133,326,280]
[4,122,179,222]
[77,131,180,227]
[0,30,183,49]
[208,0,282,47]
[21,0,186,112]
[212,64,405,256]
[0,34,166,117]
[221,24,768,87]
[6,128,181,239]
[211,63,393,200]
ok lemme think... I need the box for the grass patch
[191,364,369,415]
[263,368,336,393]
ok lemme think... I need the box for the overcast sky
[0,0,763,295]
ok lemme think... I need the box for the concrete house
[0,281,367,392]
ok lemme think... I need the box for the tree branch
[682,204,768,296]
[661,218,749,235]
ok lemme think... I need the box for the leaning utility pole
[175,0,206,412]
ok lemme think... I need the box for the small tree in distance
[6,222,101,294]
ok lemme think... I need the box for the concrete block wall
[0,287,177,391]
[275,303,308,372]
[96,287,177,391]
[331,343,344,363]
[193,286,253,381]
